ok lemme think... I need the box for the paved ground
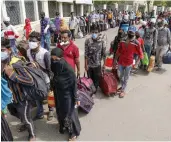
[7,27,171,141]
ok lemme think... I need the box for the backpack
[10,57,48,101]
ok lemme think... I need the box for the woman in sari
[51,48,81,141]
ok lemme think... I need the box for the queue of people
[1,9,171,142]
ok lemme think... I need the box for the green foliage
[153,0,167,6]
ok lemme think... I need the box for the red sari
[24,18,32,40]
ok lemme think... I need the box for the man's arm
[153,28,158,49]
[84,39,89,71]
[44,52,51,78]
[101,41,106,67]
[74,47,80,76]
[167,28,171,49]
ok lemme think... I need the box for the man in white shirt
[69,12,78,40]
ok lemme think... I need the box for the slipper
[119,92,125,98]
[117,87,122,93]
[69,136,77,141]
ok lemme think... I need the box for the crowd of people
[1,8,171,142]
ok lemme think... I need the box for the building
[1,0,93,35]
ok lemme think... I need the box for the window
[48,1,58,18]
[5,1,21,25]
[63,3,71,17]
[25,1,35,21]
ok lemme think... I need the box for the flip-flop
[119,92,125,98]
[117,87,122,93]
[69,136,77,141]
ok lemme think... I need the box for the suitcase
[162,50,171,64]
[77,84,94,113]
[147,55,155,72]
[99,71,118,96]
[77,74,96,96]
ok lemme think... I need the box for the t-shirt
[69,17,78,30]
[57,40,79,71]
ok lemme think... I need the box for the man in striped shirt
[2,39,36,141]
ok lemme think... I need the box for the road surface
[7,27,171,141]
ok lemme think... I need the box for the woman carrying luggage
[51,48,81,141]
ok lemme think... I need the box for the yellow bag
[47,91,55,107]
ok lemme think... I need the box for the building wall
[1,0,92,40]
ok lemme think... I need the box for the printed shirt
[85,38,106,68]
[4,25,19,39]
[40,18,50,36]
[57,40,79,71]
[116,39,143,67]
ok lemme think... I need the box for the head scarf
[60,19,69,32]
[51,48,63,58]
[24,18,32,40]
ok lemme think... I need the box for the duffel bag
[77,73,96,96]
[99,71,118,96]
[162,50,171,64]
[77,83,94,114]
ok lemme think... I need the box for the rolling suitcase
[77,83,94,114]
[99,71,118,96]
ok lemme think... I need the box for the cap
[128,26,136,33]
[3,16,10,22]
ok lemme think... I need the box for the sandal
[117,87,122,93]
[119,92,125,98]
[69,136,77,141]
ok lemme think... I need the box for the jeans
[41,33,51,51]
[118,65,132,92]
[36,83,54,117]
[70,29,75,40]
[10,39,18,55]
[88,66,101,89]
[144,44,152,60]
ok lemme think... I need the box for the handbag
[47,91,55,107]
[162,49,171,64]
[141,52,149,66]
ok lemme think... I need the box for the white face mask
[60,41,69,46]
[29,42,38,49]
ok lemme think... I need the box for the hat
[3,16,10,22]
[128,26,136,33]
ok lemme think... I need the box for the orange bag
[105,55,114,70]
[47,91,55,107]
[147,55,155,72]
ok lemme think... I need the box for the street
[7,27,171,141]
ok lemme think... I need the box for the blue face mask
[1,51,9,61]
[92,33,97,39]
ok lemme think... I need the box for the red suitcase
[99,71,118,96]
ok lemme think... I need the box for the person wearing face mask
[155,20,171,71]
[54,12,61,43]
[2,38,36,141]
[109,28,126,56]
[57,30,80,77]
[114,27,143,98]
[143,19,158,60]
[3,16,19,55]
[40,11,51,51]
[85,28,106,91]
[26,31,54,121]
[51,48,81,141]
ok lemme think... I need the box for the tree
[153,0,167,6]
